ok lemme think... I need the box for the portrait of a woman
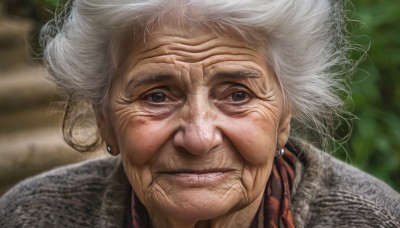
[0,0,399,227]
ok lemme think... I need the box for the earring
[275,148,285,158]
[106,145,112,153]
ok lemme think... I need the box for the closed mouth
[157,168,236,187]
[162,168,234,174]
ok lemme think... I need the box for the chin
[148,185,244,222]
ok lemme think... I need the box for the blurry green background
[3,0,400,191]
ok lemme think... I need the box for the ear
[94,105,120,156]
[277,111,291,149]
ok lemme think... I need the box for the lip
[160,169,233,187]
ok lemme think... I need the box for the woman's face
[98,26,291,226]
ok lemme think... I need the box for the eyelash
[220,84,253,103]
[140,83,254,104]
[141,87,172,103]
[226,91,252,104]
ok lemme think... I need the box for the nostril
[173,125,213,156]
[173,107,223,155]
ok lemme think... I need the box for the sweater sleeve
[306,152,400,227]
[289,139,400,228]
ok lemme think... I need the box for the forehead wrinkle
[135,33,219,56]
[173,51,259,65]
[201,52,267,70]
[177,64,206,94]
[133,33,260,64]
[169,40,263,64]
[167,38,251,54]
[123,29,270,92]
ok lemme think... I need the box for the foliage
[336,0,400,191]
[4,0,400,191]
[4,0,65,23]
[3,0,66,57]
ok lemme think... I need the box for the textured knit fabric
[1,139,399,227]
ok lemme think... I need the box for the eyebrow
[127,74,174,89]
[127,70,262,89]
[214,71,262,80]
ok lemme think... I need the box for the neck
[149,191,264,228]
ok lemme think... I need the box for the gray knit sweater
[1,140,399,227]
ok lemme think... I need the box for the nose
[173,101,222,156]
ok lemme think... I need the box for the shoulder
[313,152,400,227]
[0,156,121,228]
[290,139,400,228]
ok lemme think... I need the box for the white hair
[42,0,352,150]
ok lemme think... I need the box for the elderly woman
[1,0,399,227]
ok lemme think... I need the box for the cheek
[220,113,278,195]
[241,159,274,197]
[222,114,278,165]
[116,116,173,166]
[116,116,176,202]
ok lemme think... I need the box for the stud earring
[275,148,285,158]
[106,145,112,153]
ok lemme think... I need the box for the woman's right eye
[145,93,168,103]
[139,87,182,114]
[141,87,175,104]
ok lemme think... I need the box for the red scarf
[127,148,297,228]
[250,148,297,228]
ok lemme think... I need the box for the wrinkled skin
[96,26,291,228]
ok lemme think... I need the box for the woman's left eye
[230,92,248,102]
[215,84,253,104]
[224,89,252,104]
